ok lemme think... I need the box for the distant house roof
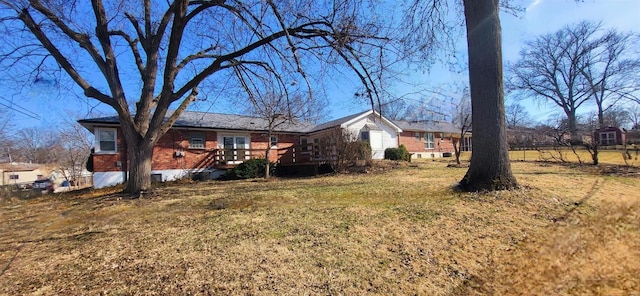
[0,162,43,172]
[394,120,461,134]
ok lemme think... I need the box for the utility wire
[0,101,41,120]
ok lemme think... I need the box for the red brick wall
[398,131,456,154]
[152,129,218,170]
[92,127,308,171]
[250,133,300,162]
[92,127,127,172]
[398,131,424,152]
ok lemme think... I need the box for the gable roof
[394,120,461,134]
[307,110,404,133]
[306,110,369,133]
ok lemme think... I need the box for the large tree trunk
[124,134,154,194]
[458,0,518,191]
[567,114,580,142]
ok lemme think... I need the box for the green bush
[354,141,372,160]
[226,158,275,179]
[384,144,411,162]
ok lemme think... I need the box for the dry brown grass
[0,161,638,295]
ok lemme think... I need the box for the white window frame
[424,132,435,149]
[219,134,250,163]
[95,128,117,154]
[300,137,309,152]
[189,132,206,149]
[461,137,472,152]
[415,132,421,142]
[270,135,278,148]
[9,174,19,180]
[599,131,616,146]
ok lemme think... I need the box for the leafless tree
[628,104,640,130]
[0,0,392,193]
[12,127,58,164]
[0,112,14,162]
[404,0,519,191]
[56,116,93,187]
[450,89,471,165]
[315,128,366,173]
[509,21,639,144]
[241,90,325,178]
[580,25,640,127]
[602,106,631,129]
[505,103,532,129]
[458,0,517,190]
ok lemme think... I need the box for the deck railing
[198,144,323,169]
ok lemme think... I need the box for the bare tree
[403,0,518,191]
[0,112,14,162]
[509,21,639,143]
[57,116,94,187]
[602,106,631,128]
[242,90,325,179]
[0,0,391,193]
[581,25,640,128]
[457,0,517,190]
[508,22,593,141]
[450,89,471,165]
[315,128,366,173]
[12,127,58,164]
[628,104,640,130]
[505,103,532,129]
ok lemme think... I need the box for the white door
[370,131,384,159]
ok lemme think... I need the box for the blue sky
[3,0,640,129]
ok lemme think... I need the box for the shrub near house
[384,145,411,161]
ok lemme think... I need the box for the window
[222,136,249,161]
[300,138,309,152]
[600,132,616,146]
[313,138,320,159]
[360,131,370,143]
[189,132,205,149]
[96,128,117,153]
[424,132,435,149]
[9,174,19,180]
[270,135,278,147]
[461,137,472,152]
[415,132,421,142]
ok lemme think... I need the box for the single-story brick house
[394,120,471,159]
[79,110,470,188]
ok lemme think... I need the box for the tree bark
[124,133,154,194]
[458,0,518,191]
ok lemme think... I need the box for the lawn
[1,160,638,295]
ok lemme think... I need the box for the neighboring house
[595,127,626,146]
[395,120,471,159]
[307,110,402,160]
[0,162,46,187]
[79,110,468,188]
